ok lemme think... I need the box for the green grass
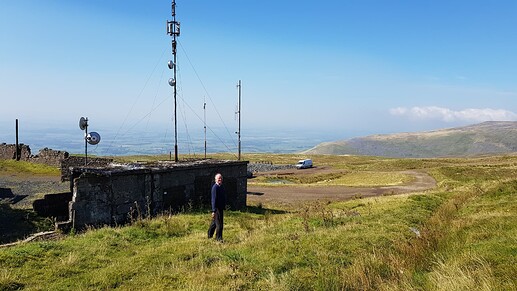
[249,171,414,187]
[0,205,54,244]
[1,153,516,290]
[0,160,60,176]
[321,171,414,186]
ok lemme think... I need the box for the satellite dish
[168,60,174,69]
[86,132,101,145]
[79,117,88,130]
[168,78,176,86]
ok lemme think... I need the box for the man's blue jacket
[211,183,226,212]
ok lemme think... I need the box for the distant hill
[302,121,517,158]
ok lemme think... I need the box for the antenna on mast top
[167,0,180,162]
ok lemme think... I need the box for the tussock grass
[1,153,516,289]
[428,255,495,291]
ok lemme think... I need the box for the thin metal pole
[85,124,88,166]
[204,97,207,159]
[15,119,19,161]
[237,80,241,161]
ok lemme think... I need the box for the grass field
[1,154,516,290]
[0,160,60,176]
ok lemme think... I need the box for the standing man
[208,173,226,242]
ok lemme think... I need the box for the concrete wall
[33,192,73,219]
[61,156,113,181]
[63,161,248,229]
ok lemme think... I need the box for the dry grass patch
[320,171,414,186]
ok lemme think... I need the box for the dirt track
[0,168,437,210]
[247,170,436,208]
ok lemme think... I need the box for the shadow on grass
[0,204,53,245]
[0,187,28,204]
[245,205,288,215]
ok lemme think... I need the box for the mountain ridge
[302,121,517,158]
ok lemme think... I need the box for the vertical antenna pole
[84,122,88,166]
[15,119,19,161]
[237,80,241,161]
[167,0,180,162]
[204,97,207,159]
[173,0,178,162]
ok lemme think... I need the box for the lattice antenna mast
[167,0,181,162]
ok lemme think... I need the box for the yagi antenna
[79,117,101,166]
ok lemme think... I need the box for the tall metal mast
[167,0,180,162]
[236,80,242,161]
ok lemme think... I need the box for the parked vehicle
[296,159,313,169]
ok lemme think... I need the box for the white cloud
[390,106,517,123]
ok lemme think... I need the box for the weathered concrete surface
[60,156,113,181]
[62,160,248,229]
[32,192,72,219]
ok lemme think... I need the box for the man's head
[215,173,223,185]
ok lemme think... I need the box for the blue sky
[1,0,516,145]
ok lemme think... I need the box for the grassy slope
[305,121,517,157]
[0,154,516,290]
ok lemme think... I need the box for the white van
[296,159,313,169]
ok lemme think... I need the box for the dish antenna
[79,117,88,130]
[86,132,101,145]
[79,117,101,165]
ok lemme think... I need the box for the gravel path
[0,175,69,208]
[247,170,437,209]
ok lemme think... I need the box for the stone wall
[59,160,248,229]
[0,143,68,167]
[31,148,69,167]
[0,143,31,161]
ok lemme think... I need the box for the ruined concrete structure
[60,156,113,181]
[57,160,248,230]
[0,143,69,167]
[33,192,72,220]
[1,142,248,229]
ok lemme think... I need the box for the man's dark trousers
[208,208,223,241]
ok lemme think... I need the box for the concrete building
[55,159,248,230]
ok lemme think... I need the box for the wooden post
[15,119,19,161]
